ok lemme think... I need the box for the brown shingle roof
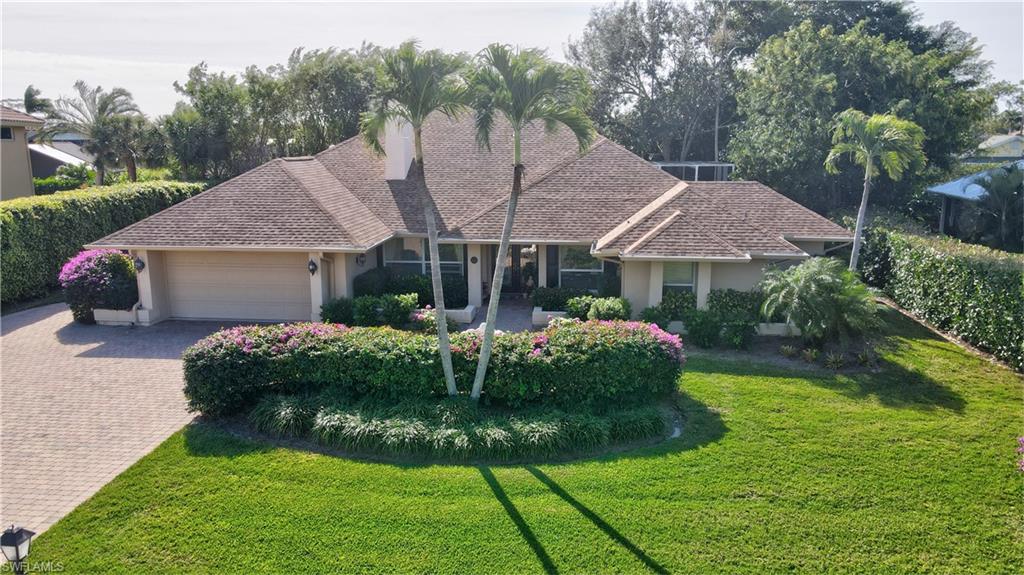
[0,105,44,127]
[92,114,851,258]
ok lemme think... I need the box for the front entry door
[485,244,537,296]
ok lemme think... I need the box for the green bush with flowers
[58,249,139,323]
[183,318,685,417]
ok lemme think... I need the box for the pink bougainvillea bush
[183,319,685,417]
[58,249,139,323]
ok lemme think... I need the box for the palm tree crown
[360,40,467,163]
[472,44,595,163]
[37,81,140,184]
[825,108,925,181]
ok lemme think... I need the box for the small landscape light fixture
[1,525,34,575]
[133,256,146,271]
[308,259,319,275]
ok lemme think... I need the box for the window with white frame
[559,245,603,292]
[663,262,695,293]
[383,238,464,277]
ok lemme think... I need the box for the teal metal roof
[926,159,1024,202]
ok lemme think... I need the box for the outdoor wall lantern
[308,259,319,275]
[133,256,146,271]
[1,525,34,575]
[355,253,367,267]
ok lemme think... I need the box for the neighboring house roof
[926,159,1024,202]
[28,143,87,167]
[979,134,1024,152]
[47,141,94,163]
[91,115,851,259]
[0,105,44,128]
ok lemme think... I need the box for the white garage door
[165,251,311,321]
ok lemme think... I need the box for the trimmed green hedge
[531,287,587,311]
[861,228,1024,371]
[1,180,205,303]
[352,267,468,309]
[183,320,685,417]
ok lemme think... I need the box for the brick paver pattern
[1,304,223,535]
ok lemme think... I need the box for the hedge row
[1,180,205,303]
[249,394,666,461]
[352,266,469,309]
[183,319,686,417]
[861,228,1024,371]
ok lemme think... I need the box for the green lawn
[31,309,1023,573]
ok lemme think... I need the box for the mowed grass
[30,308,1023,573]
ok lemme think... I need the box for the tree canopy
[728,20,991,214]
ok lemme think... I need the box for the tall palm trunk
[126,154,138,182]
[849,172,872,271]
[471,158,524,400]
[413,132,458,396]
[95,163,105,186]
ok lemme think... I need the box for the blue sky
[2,1,1021,117]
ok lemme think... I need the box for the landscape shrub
[320,297,354,325]
[683,309,722,348]
[587,297,632,320]
[531,286,587,311]
[351,293,418,327]
[183,319,685,417]
[639,305,672,328]
[1,180,205,303]
[720,318,757,350]
[565,295,632,320]
[761,257,878,344]
[408,306,458,334]
[860,228,1024,371]
[708,289,774,322]
[249,393,666,461]
[32,164,93,194]
[660,290,697,320]
[58,249,139,323]
[565,295,597,319]
[352,267,468,309]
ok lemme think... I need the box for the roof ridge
[278,158,369,246]
[595,181,688,251]
[623,210,681,254]
[449,138,611,232]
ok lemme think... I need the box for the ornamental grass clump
[58,249,139,323]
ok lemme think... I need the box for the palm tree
[360,41,467,397]
[976,165,1023,251]
[37,81,140,185]
[825,108,925,271]
[469,44,595,400]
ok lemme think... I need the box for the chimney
[383,120,414,180]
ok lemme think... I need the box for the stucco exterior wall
[621,260,651,318]
[1,126,35,200]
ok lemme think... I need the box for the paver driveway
[1,304,223,535]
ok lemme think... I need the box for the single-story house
[28,143,89,178]
[927,159,1024,234]
[964,133,1023,164]
[88,115,852,325]
[1,105,44,200]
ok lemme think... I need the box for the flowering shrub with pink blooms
[58,249,139,323]
[183,319,685,416]
[1017,437,1024,473]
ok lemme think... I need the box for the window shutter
[546,245,559,287]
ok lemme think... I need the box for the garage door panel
[165,251,311,321]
